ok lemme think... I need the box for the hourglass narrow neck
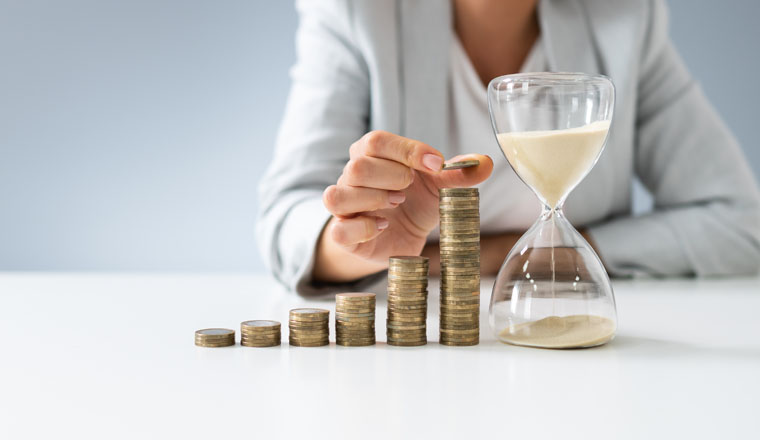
[540,202,566,220]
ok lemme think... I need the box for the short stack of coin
[289,308,330,347]
[240,320,281,347]
[335,293,376,346]
[194,328,235,347]
[386,256,429,347]
[439,188,481,346]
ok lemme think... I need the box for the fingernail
[376,218,389,230]
[422,154,444,172]
[388,191,406,204]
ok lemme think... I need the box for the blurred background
[1,0,758,273]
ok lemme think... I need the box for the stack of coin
[240,320,281,347]
[289,308,330,347]
[335,293,376,346]
[194,328,235,347]
[439,188,480,346]
[386,256,429,347]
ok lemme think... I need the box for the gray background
[1,0,758,272]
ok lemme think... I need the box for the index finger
[350,130,444,173]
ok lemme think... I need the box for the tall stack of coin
[386,256,429,347]
[335,293,376,346]
[289,308,330,347]
[240,320,281,347]
[439,188,480,346]
[194,328,235,347]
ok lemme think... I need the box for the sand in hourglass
[496,121,613,348]
[497,120,610,209]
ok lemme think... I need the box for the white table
[1,273,758,439]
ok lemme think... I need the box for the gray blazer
[257,0,760,295]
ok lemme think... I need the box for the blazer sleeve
[256,0,377,295]
[588,0,760,276]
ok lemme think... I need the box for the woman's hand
[314,130,493,282]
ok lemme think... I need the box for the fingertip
[433,154,495,188]
[479,154,494,175]
[329,218,349,246]
[422,153,445,173]
[406,138,443,173]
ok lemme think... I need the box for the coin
[336,292,375,299]
[289,308,329,319]
[389,256,429,265]
[441,159,479,170]
[288,308,329,347]
[438,186,481,346]
[386,254,431,344]
[240,320,281,344]
[194,328,235,347]
[439,187,479,196]
[335,292,376,347]
[387,339,425,344]
[289,340,329,347]
[440,340,479,347]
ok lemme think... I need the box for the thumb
[432,154,494,189]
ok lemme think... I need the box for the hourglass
[487,73,617,349]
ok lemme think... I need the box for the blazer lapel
[398,0,452,150]
[539,0,602,74]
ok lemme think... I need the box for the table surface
[1,273,758,439]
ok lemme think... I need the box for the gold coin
[387,273,428,280]
[386,323,426,330]
[439,239,480,245]
[289,336,330,343]
[439,188,478,196]
[289,325,329,331]
[387,305,427,312]
[195,328,234,337]
[387,329,427,336]
[439,340,479,346]
[440,256,480,261]
[336,320,375,327]
[439,222,480,227]
[336,342,375,347]
[289,308,329,319]
[241,332,281,338]
[441,159,479,170]
[336,329,375,335]
[440,279,481,285]
[438,196,480,206]
[289,341,329,347]
[335,292,375,300]
[288,328,329,335]
[440,327,479,334]
[241,329,281,336]
[240,320,280,329]
[386,334,427,340]
[241,341,280,347]
[389,256,429,265]
[440,305,480,313]
[387,339,427,346]
[388,266,429,271]
[195,341,235,348]
[387,319,426,325]
[335,311,374,317]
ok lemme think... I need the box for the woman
[257,0,760,295]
